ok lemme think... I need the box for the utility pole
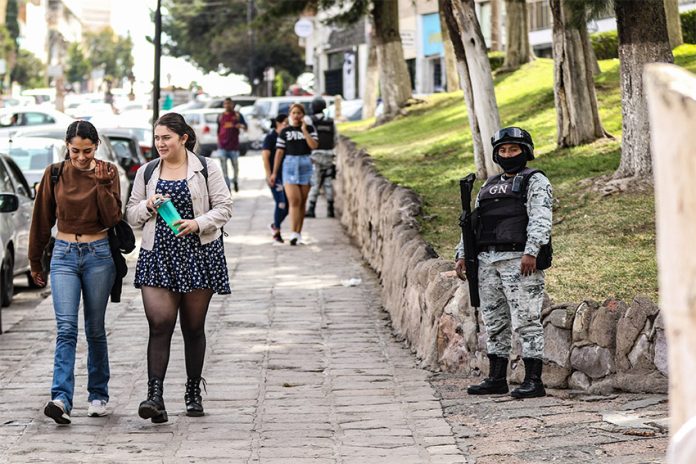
[153,0,162,125]
[247,0,254,95]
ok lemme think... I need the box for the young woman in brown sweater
[29,120,122,424]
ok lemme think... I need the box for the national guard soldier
[455,127,553,399]
[305,96,337,218]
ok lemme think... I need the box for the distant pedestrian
[270,103,318,246]
[216,97,247,192]
[126,113,233,423]
[29,120,122,424]
[305,96,337,219]
[455,127,553,399]
[262,113,289,242]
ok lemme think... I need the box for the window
[204,113,220,124]
[528,0,552,32]
[24,112,55,125]
[0,162,12,192]
[253,101,272,118]
[183,113,200,125]
[4,157,32,198]
[8,147,54,171]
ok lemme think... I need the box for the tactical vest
[475,168,543,247]
[312,115,335,150]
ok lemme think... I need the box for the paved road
[0,152,464,463]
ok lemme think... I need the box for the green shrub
[683,9,696,44]
[591,30,618,60]
[488,51,505,72]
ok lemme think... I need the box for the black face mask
[496,153,527,173]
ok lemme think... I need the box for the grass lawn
[340,44,696,304]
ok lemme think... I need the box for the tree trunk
[490,0,501,51]
[440,0,486,179]
[502,0,533,71]
[644,63,696,436]
[452,0,502,178]
[664,0,683,49]
[550,0,607,148]
[372,0,412,119]
[613,0,673,180]
[438,2,460,92]
[585,30,601,77]
[363,26,379,119]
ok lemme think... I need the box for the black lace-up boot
[510,358,546,399]
[327,201,335,218]
[138,377,168,423]
[185,377,206,417]
[305,201,316,218]
[467,354,509,395]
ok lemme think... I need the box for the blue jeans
[50,238,116,413]
[269,182,288,230]
[217,149,240,189]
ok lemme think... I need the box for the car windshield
[7,146,54,170]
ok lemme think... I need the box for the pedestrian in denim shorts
[28,120,122,424]
[270,103,318,246]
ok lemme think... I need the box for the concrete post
[644,63,696,436]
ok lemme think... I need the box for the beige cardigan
[125,150,233,251]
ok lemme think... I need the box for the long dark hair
[155,112,197,152]
[64,120,100,160]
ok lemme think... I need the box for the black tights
[141,286,214,380]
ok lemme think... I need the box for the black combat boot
[305,201,316,218]
[185,377,206,417]
[327,201,335,218]
[510,358,546,399]
[138,377,168,423]
[467,354,509,395]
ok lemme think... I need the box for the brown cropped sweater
[29,161,122,272]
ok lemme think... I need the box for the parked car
[180,108,250,157]
[88,113,153,159]
[239,105,265,150]
[204,95,257,109]
[0,154,35,315]
[326,99,363,122]
[0,107,74,138]
[5,130,130,210]
[0,136,65,187]
[100,128,147,191]
[251,96,336,134]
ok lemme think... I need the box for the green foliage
[162,0,305,86]
[590,30,619,59]
[66,43,90,85]
[11,49,45,89]
[339,45,696,303]
[83,27,134,81]
[488,51,505,72]
[682,9,696,44]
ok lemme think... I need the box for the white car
[0,154,35,315]
[0,107,74,138]
[179,108,250,157]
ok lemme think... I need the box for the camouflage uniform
[308,149,335,203]
[456,172,553,359]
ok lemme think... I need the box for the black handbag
[40,236,56,273]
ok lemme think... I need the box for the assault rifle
[459,173,480,307]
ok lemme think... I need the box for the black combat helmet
[311,96,327,114]
[491,126,535,161]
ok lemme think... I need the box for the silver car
[0,154,35,321]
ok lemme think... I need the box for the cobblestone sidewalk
[0,154,464,464]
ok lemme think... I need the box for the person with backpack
[305,96,337,218]
[216,97,246,192]
[269,103,318,246]
[125,113,233,423]
[28,120,122,424]
[454,127,553,399]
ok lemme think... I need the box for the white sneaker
[88,399,109,417]
[289,232,302,246]
[44,399,71,425]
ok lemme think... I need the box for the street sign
[294,18,313,38]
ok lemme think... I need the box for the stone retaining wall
[334,136,667,393]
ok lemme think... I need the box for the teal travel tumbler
[154,197,182,234]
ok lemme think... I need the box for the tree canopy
[83,27,134,82]
[162,0,306,87]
